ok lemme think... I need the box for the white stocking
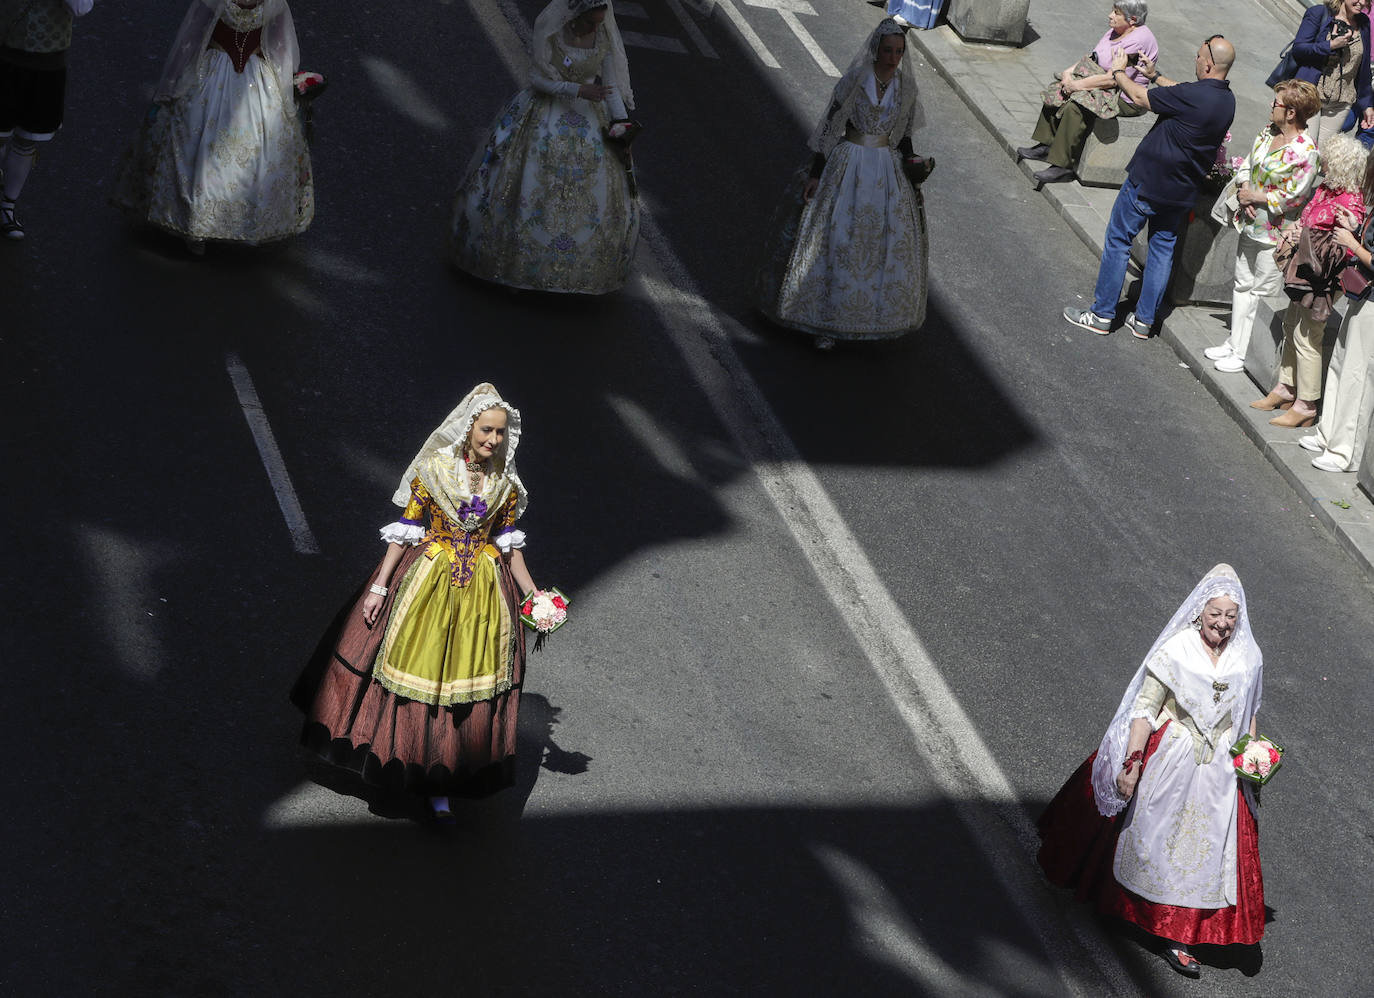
[2,139,38,203]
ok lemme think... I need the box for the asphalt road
[5,1,1374,995]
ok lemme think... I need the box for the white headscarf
[392,384,529,526]
[1090,563,1264,816]
[153,0,299,101]
[530,0,634,111]
[808,18,923,156]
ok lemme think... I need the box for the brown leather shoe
[1250,391,1295,411]
[1269,407,1317,427]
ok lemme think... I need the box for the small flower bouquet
[520,588,569,651]
[1229,733,1283,784]
[293,71,328,102]
[1203,131,1237,193]
[902,154,936,188]
[604,118,643,150]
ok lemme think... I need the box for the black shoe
[1016,143,1050,162]
[1033,165,1075,185]
[1162,946,1201,978]
[0,198,23,241]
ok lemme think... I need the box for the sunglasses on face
[1203,34,1224,62]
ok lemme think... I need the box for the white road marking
[277,10,1137,995]
[813,844,1061,996]
[622,30,690,53]
[632,224,1139,998]
[226,353,319,555]
[706,0,782,69]
[666,0,720,58]
[742,0,840,76]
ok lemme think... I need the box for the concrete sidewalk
[905,0,1374,580]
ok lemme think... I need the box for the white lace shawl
[153,0,298,102]
[808,18,922,157]
[1090,564,1263,816]
[530,0,634,111]
[391,383,529,525]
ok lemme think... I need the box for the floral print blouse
[1234,127,1319,244]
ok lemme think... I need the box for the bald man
[1064,35,1236,340]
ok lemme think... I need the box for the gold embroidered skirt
[757,142,928,341]
[294,543,527,795]
[450,88,638,294]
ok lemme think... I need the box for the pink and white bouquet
[520,588,569,651]
[1229,733,1283,785]
[293,71,328,102]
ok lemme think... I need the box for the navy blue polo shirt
[1126,78,1236,208]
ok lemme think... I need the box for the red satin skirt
[1037,722,1265,946]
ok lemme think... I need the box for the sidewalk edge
[908,24,1374,585]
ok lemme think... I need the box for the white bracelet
[369,584,388,597]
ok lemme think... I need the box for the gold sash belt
[844,128,890,148]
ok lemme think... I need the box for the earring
[1192,617,1202,630]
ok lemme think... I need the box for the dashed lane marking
[226,353,319,555]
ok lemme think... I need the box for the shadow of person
[476,692,593,824]
[1115,919,1265,979]
[295,690,593,827]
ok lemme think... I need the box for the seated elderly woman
[1017,2,1158,186]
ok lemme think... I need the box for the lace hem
[494,529,527,553]
[379,522,426,546]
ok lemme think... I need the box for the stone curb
[908,20,1374,583]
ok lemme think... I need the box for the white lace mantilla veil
[1090,563,1264,817]
[391,383,529,525]
[153,0,299,101]
[530,0,634,111]
[807,18,924,157]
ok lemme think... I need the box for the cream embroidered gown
[113,12,313,244]
[450,27,638,294]
[1113,631,1252,909]
[757,71,928,341]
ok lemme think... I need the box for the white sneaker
[1214,355,1246,373]
[1311,453,1349,472]
[1203,343,1234,361]
[1298,433,1324,453]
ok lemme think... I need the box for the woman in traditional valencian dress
[294,384,540,821]
[756,18,929,349]
[450,0,638,294]
[112,0,313,253]
[1037,564,1267,979]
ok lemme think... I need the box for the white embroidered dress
[113,0,313,244]
[1112,630,1256,907]
[450,22,638,294]
[757,67,928,341]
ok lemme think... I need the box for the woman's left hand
[1363,107,1374,130]
[1333,224,1361,250]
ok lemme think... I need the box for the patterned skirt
[1037,723,1266,946]
[756,141,928,341]
[112,49,313,244]
[450,88,639,294]
[292,544,527,796]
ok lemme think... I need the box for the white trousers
[1313,297,1374,469]
[1308,101,1353,145]
[1227,234,1283,359]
